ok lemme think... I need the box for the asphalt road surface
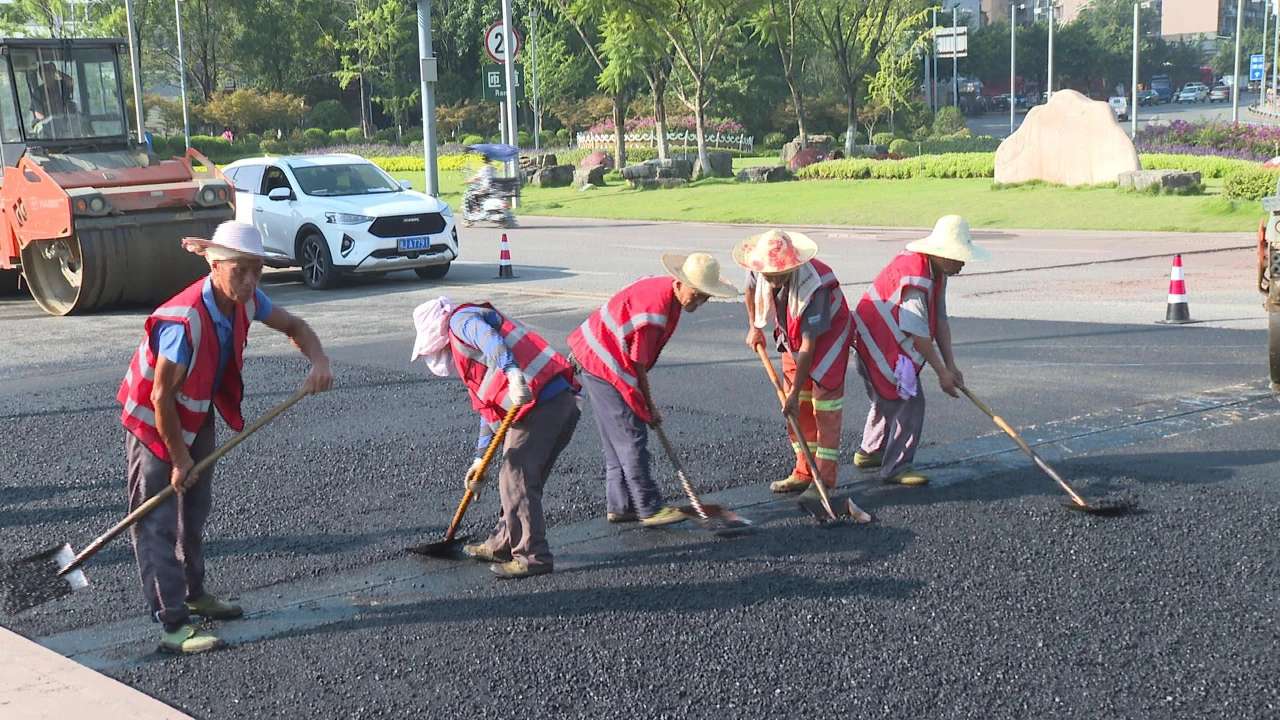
[1,217,1276,719]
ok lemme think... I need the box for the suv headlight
[439,203,453,218]
[325,212,373,225]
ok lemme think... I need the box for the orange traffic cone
[1156,254,1192,324]
[495,233,517,279]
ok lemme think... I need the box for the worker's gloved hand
[505,368,533,406]
[464,458,486,490]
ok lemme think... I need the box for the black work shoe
[607,511,639,523]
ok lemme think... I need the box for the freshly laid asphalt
[1,219,1277,719]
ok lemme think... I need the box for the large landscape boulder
[531,164,574,188]
[622,158,693,187]
[780,134,834,168]
[579,150,615,171]
[574,165,608,187]
[631,178,689,190]
[736,165,792,183]
[787,146,829,172]
[995,89,1140,186]
[1117,169,1202,194]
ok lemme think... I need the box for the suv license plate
[397,236,432,252]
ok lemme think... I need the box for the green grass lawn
[389,166,1260,233]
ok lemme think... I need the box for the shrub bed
[1223,166,1280,200]
[796,153,995,180]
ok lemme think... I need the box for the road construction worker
[736,230,852,497]
[412,297,580,579]
[851,215,989,486]
[567,253,739,527]
[117,221,332,655]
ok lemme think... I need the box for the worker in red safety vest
[851,215,989,486]
[412,296,580,579]
[117,221,332,655]
[567,253,739,526]
[736,229,853,500]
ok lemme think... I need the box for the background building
[1163,0,1266,39]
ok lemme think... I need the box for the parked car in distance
[1136,89,1159,106]
[1176,83,1209,103]
[988,94,1010,111]
[1208,84,1230,103]
[1151,86,1173,104]
[1108,96,1130,121]
[223,154,459,290]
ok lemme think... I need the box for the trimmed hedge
[1223,167,1280,200]
[369,154,476,173]
[762,131,787,149]
[345,127,364,143]
[189,135,233,162]
[302,127,329,148]
[796,153,996,180]
[1139,153,1266,179]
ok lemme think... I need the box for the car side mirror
[399,180,412,190]
[268,187,292,201]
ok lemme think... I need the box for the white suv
[223,154,458,289]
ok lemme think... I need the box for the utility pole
[123,0,145,144]
[932,7,939,112]
[952,5,959,107]
[1262,1,1271,108]
[1047,2,1055,98]
[175,0,191,149]
[1010,2,1017,134]
[416,0,439,196]
[501,0,518,152]
[1273,0,1279,110]
[1234,0,1244,122]
[1132,1,1140,137]
[531,8,540,150]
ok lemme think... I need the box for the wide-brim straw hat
[661,252,739,297]
[905,215,991,263]
[182,220,268,261]
[731,229,818,273]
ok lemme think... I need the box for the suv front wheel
[415,262,451,280]
[300,232,339,290]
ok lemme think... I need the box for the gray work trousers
[126,419,216,629]
[856,358,926,481]
[482,391,580,568]
[579,372,662,518]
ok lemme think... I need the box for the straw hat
[182,220,268,261]
[661,252,739,297]
[731,229,817,274]
[905,215,990,263]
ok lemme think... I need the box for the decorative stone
[1117,169,1202,193]
[574,165,608,187]
[780,135,833,168]
[735,165,792,183]
[631,178,688,190]
[621,163,655,180]
[787,146,828,172]
[995,89,1140,186]
[531,164,574,188]
[580,150,614,171]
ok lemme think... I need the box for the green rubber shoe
[185,593,243,620]
[158,624,223,655]
[853,450,883,469]
[884,466,929,486]
[640,506,687,527]
[463,544,512,563]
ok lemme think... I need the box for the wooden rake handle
[958,386,1089,508]
[59,388,310,577]
[442,403,522,542]
[754,345,846,520]
[635,363,710,521]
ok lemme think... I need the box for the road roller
[0,38,232,316]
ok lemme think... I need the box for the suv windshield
[289,162,400,196]
[10,46,126,142]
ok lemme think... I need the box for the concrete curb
[0,627,193,719]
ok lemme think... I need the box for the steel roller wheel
[20,237,88,316]
[1271,311,1280,393]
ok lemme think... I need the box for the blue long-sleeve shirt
[449,306,571,458]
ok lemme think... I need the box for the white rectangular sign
[934,26,968,59]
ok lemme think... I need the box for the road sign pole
[952,6,959,108]
[417,0,439,197]
[1233,0,1243,123]
[501,0,518,150]
[1262,3,1270,108]
[931,8,938,112]
[1132,1,1139,138]
[1010,2,1016,135]
[531,8,539,150]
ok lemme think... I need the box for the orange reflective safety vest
[449,303,578,426]
[566,276,681,423]
[754,259,851,390]
[117,278,253,462]
[852,251,942,401]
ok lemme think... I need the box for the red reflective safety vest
[852,251,941,401]
[117,278,253,462]
[449,303,578,425]
[754,259,851,390]
[567,276,681,423]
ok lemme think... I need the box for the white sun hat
[731,229,818,274]
[660,252,740,297]
[182,220,268,262]
[905,215,991,263]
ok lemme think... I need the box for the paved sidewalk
[0,627,192,720]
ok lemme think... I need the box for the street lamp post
[1273,0,1279,109]
[1010,2,1018,134]
[1047,2,1055,98]
[952,5,959,108]
[1233,0,1244,122]
[1132,1,1139,137]
[416,0,439,196]
[174,0,190,149]
[932,7,939,112]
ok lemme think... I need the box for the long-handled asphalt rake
[2,389,309,615]
[635,364,751,534]
[960,386,1134,517]
[755,346,873,525]
[407,403,521,559]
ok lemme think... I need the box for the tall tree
[551,0,635,167]
[335,0,418,138]
[806,0,924,154]
[751,0,810,146]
